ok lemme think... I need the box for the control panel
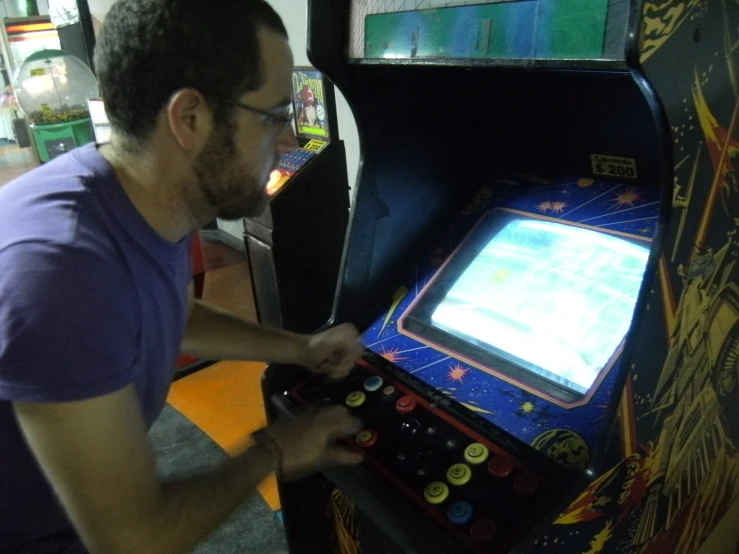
[288,353,569,553]
[278,148,317,173]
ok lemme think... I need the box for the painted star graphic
[379,346,408,363]
[520,401,536,414]
[609,188,642,209]
[501,390,564,425]
[537,201,552,212]
[550,201,568,213]
[448,364,470,383]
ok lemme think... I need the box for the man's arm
[182,291,364,378]
[181,298,310,365]
[14,385,361,554]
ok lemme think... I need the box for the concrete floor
[150,404,289,554]
[151,236,289,553]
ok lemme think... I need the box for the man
[0,1,363,552]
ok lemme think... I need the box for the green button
[346,391,366,408]
[424,481,450,504]
[447,463,472,486]
[464,443,490,465]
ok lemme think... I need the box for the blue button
[363,376,383,392]
[447,500,474,525]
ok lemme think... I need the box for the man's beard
[193,125,270,220]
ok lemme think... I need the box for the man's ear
[165,88,212,153]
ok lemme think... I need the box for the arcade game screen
[292,68,329,140]
[406,214,650,396]
[266,69,330,196]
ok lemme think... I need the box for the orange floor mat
[166,360,281,511]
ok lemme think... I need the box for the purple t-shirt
[0,144,191,553]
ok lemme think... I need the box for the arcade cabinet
[265,1,739,553]
[244,67,349,333]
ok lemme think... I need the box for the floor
[0,143,37,186]
[153,235,289,553]
[151,406,288,554]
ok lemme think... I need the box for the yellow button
[464,443,490,465]
[357,430,373,442]
[424,481,450,504]
[345,391,366,408]
[447,463,472,486]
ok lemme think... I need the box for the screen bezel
[401,208,649,404]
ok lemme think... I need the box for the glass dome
[14,49,98,127]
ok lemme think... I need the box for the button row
[423,459,540,501]
[345,389,418,415]
[353,429,537,497]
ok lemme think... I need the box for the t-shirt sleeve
[0,242,139,402]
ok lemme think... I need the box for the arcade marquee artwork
[293,68,328,138]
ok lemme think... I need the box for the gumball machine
[14,49,98,162]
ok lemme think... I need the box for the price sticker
[591,154,638,179]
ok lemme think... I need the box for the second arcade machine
[244,67,349,333]
[266,0,739,553]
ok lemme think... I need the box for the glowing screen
[430,219,649,394]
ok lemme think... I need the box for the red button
[470,517,496,542]
[356,430,378,448]
[487,455,514,478]
[513,472,540,496]
[395,395,417,414]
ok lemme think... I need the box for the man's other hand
[302,323,364,379]
[260,405,364,481]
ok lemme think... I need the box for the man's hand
[302,323,364,379]
[259,405,364,481]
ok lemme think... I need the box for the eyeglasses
[211,96,293,133]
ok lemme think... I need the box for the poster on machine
[292,68,328,139]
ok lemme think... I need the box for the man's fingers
[320,361,354,380]
[314,404,351,421]
[321,446,364,467]
[326,341,363,365]
[323,342,364,372]
[314,405,362,438]
[333,322,360,341]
